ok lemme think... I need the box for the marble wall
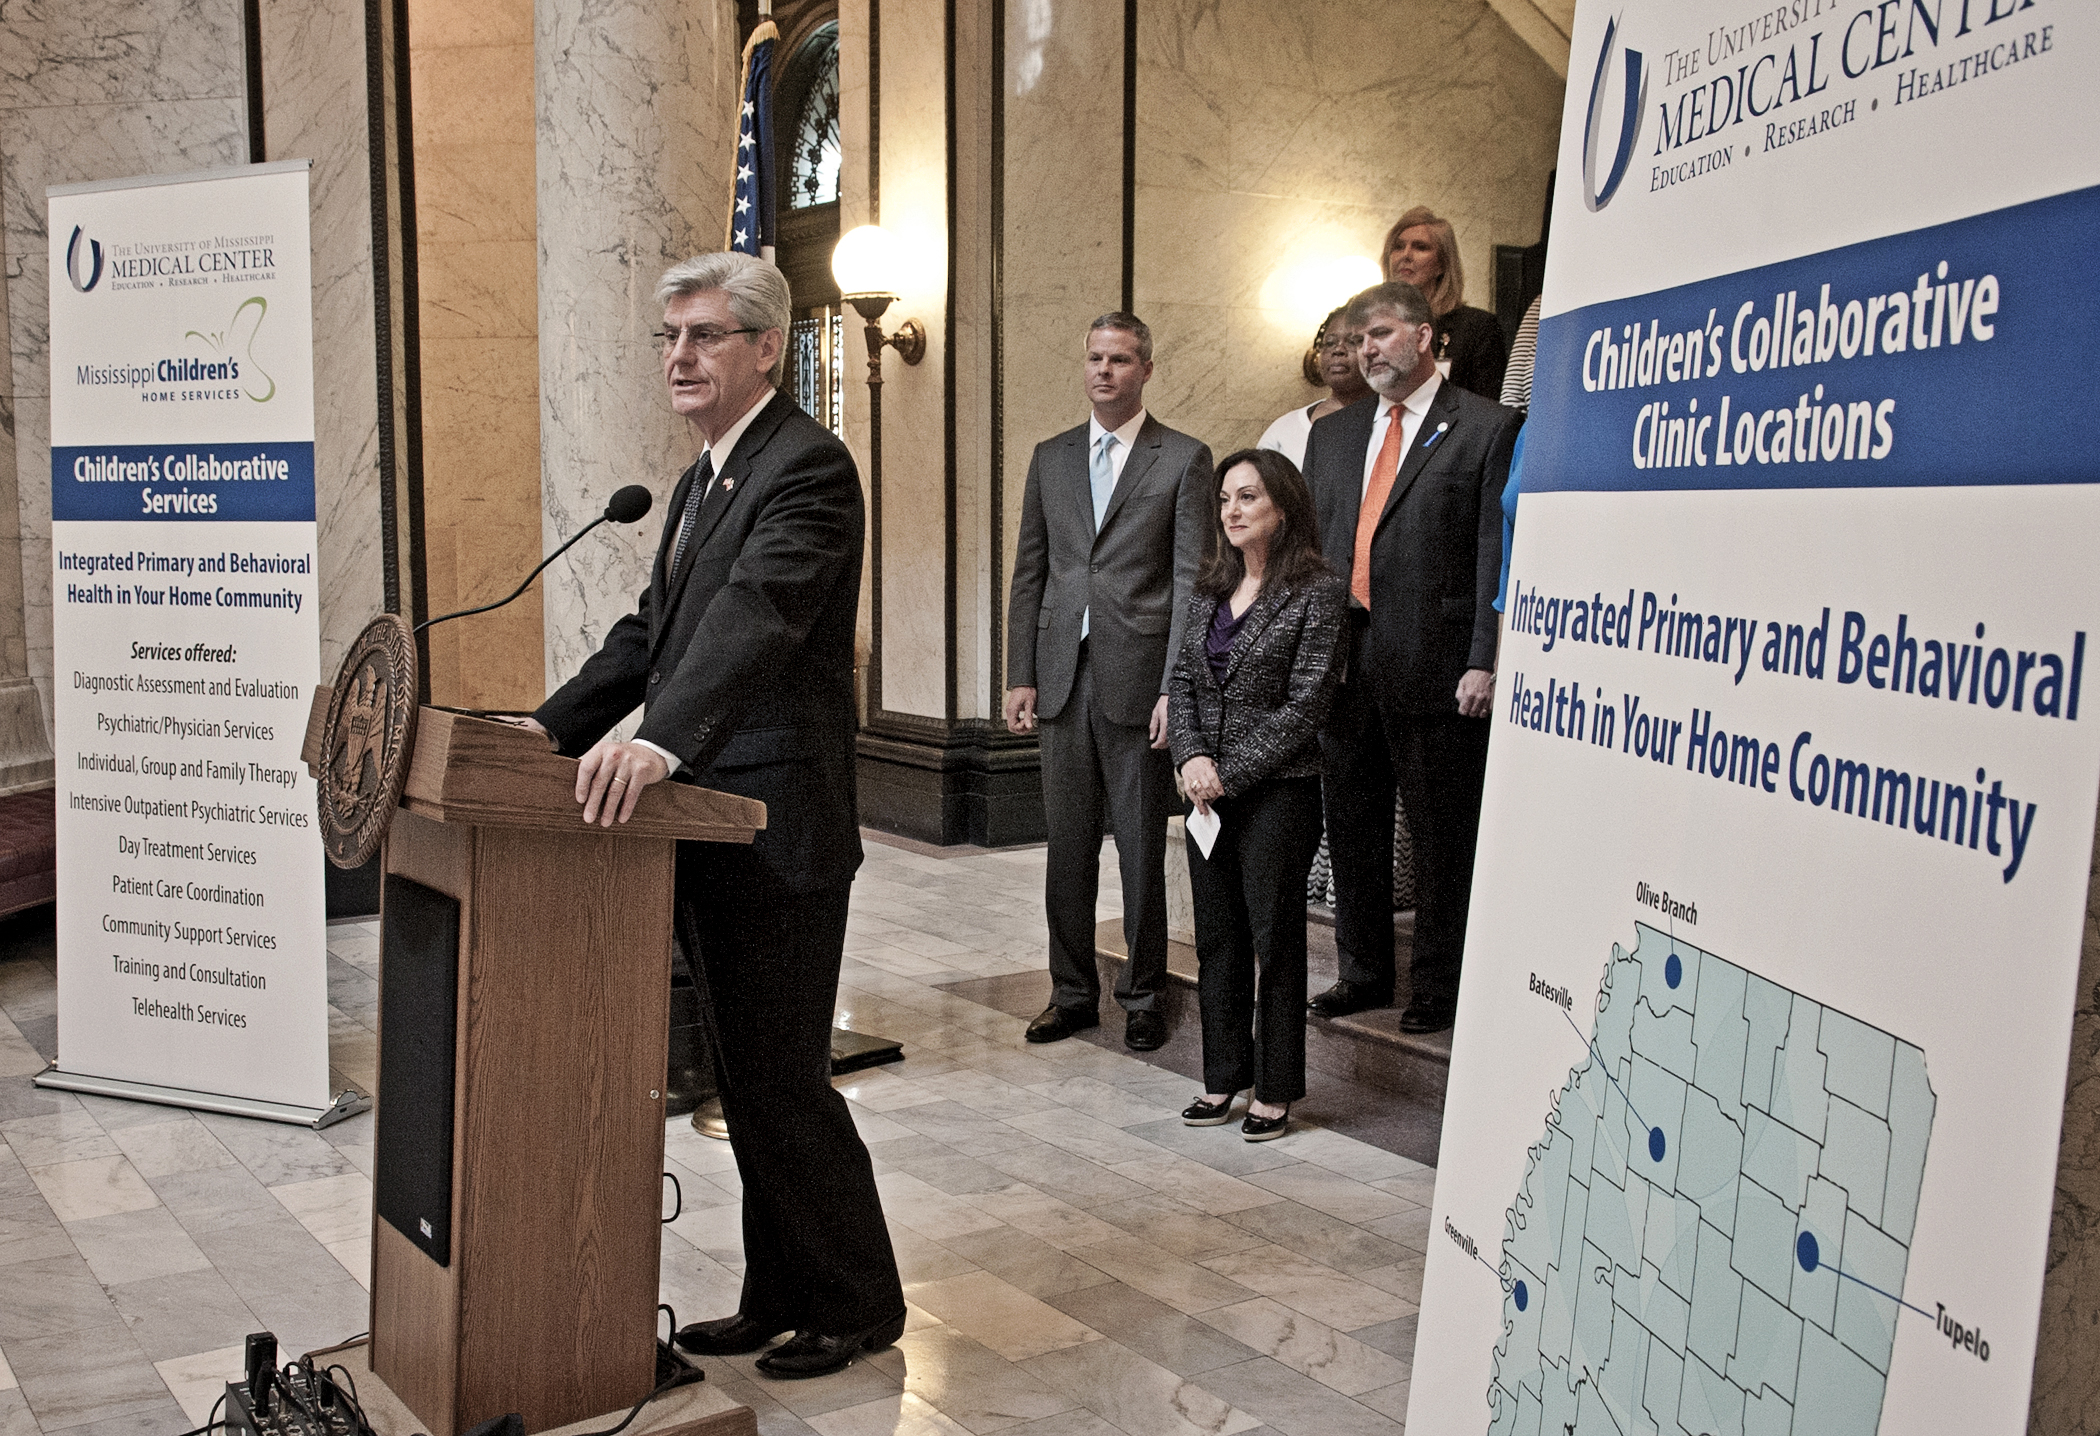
[260,0,387,681]
[1132,0,1564,463]
[0,0,249,779]
[411,0,547,710]
[535,0,739,707]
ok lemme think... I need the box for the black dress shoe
[1181,1093,1237,1126]
[1308,980,1392,1019]
[754,1310,908,1379]
[1125,1009,1166,1051]
[1242,1104,1291,1141]
[1025,1005,1099,1044]
[1397,1001,1456,1034]
[673,1312,786,1355]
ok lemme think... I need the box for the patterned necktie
[1082,433,1120,640]
[1351,408,1405,610]
[668,452,717,584]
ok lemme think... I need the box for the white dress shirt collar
[1088,407,1148,466]
[701,385,778,471]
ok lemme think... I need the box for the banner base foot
[32,1065,372,1130]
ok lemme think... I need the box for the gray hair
[1344,281,1433,332]
[1088,311,1153,363]
[656,252,792,383]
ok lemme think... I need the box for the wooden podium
[305,700,763,1436]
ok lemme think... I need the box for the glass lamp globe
[832,224,902,300]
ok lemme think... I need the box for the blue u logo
[1582,16,1648,212]
[65,225,103,292]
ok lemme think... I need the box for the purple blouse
[1206,599,1250,684]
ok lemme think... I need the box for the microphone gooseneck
[413,485,658,634]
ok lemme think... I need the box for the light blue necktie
[1083,433,1117,639]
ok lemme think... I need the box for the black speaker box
[374,874,460,1266]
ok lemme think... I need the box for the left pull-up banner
[39,162,355,1128]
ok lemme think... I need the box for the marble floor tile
[104,1120,236,1182]
[0,1021,43,1080]
[934,1230,1115,1301]
[0,1349,13,1391]
[150,1345,244,1425]
[0,1193,76,1269]
[806,1391,972,1436]
[1105,1152,1281,1217]
[834,1070,945,1113]
[960,1187,1122,1253]
[664,1192,747,1265]
[1357,1204,1431,1254]
[1086,1195,1269,1264]
[1023,1075,1171,1129]
[25,1156,157,1225]
[1238,1167,1409,1227]
[1195,1247,1412,1333]
[889,1104,1043,1159]
[1020,1339,1261,1436]
[1340,1313,1418,1363]
[269,1171,371,1249]
[1369,1169,1437,1207]
[105,1268,260,1363]
[4,1324,167,1433]
[1043,1283,1256,1378]
[883,1225,981,1286]
[143,1164,282,1237]
[1187,1357,1402,1436]
[902,1271,1099,1362]
[1219,1200,1410,1274]
[875,1148,1014,1199]
[870,1324,1078,1429]
[994,1413,1129,1436]
[61,1208,209,1286]
[1118,1120,1300,1179]
[910,1073,1060,1122]
[3,1114,118,1173]
[876,1173,1010,1243]
[192,1114,352,1188]
[1067,1236,1255,1316]
[711,1347,902,1421]
[1352,1259,1425,1306]
[189,1212,351,1306]
[1003,1110,1161,1169]
[1351,1379,1410,1423]
[1192,1299,1406,1397]
[1273,1130,1423,1186]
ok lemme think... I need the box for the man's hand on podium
[574,737,670,826]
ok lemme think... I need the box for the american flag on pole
[728,21,778,260]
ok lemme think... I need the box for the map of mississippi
[1490,924,1934,1435]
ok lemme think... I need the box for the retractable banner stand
[1410,6,2094,1434]
[36,162,357,1128]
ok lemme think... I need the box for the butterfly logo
[185,296,276,402]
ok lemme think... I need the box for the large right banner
[1411,5,2096,1434]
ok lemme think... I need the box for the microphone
[415,485,655,634]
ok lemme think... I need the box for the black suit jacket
[1304,383,1519,716]
[535,390,864,893]
[1006,416,1214,726]
[1167,575,1348,797]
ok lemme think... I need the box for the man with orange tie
[1302,281,1519,1034]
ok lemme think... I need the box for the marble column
[260,0,387,680]
[535,0,739,701]
[0,0,249,776]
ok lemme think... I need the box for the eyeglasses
[1314,335,1362,353]
[655,324,764,353]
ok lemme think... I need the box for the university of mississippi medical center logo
[65,225,104,292]
[1583,15,1649,211]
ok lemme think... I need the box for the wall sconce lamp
[831,225,925,386]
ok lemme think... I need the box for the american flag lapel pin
[721,477,736,490]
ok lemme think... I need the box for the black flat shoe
[1181,1094,1237,1126]
[1241,1105,1291,1142]
[673,1312,786,1354]
[1026,1004,1099,1044]
[1308,980,1392,1019]
[754,1310,908,1379]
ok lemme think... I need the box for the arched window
[771,12,844,437]
[786,24,840,211]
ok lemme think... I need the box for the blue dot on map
[1649,1127,1666,1162]
[1798,1231,1820,1273]
[1665,954,1682,988]
[1513,1280,1529,1312]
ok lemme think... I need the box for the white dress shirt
[1361,372,1442,499]
[634,386,777,775]
[1081,408,1147,638]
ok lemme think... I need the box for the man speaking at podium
[515,252,905,1379]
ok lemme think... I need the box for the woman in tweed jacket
[1169,448,1348,1140]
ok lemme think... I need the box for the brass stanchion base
[691,1096,730,1141]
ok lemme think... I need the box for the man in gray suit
[1005,313,1213,1051]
